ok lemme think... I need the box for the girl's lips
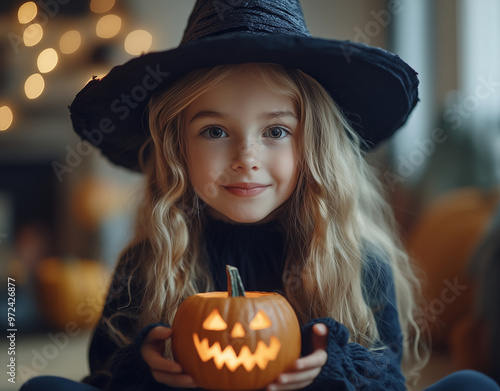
[222,184,270,197]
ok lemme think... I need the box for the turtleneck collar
[203,216,287,293]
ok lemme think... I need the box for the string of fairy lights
[0,0,153,132]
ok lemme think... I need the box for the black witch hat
[70,0,418,171]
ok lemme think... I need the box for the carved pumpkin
[172,266,301,390]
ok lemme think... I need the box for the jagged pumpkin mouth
[193,334,281,371]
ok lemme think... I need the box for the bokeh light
[23,23,43,47]
[37,48,58,73]
[24,74,45,99]
[124,30,153,55]
[60,30,82,54]
[18,2,37,24]
[96,14,122,39]
[0,106,14,131]
[90,0,115,14]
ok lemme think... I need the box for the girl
[21,1,500,390]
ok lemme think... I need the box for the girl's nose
[230,139,261,172]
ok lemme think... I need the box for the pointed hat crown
[181,0,310,43]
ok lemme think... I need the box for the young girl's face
[185,64,299,223]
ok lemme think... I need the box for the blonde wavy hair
[107,63,427,379]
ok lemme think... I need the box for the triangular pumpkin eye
[202,308,228,330]
[249,310,272,330]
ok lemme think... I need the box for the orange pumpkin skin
[171,291,301,390]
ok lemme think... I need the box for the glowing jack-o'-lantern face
[194,307,280,372]
[172,266,301,391]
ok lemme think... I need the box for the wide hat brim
[70,33,418,171]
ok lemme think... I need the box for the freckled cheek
[269,149,298,192]
[187,144,228,188]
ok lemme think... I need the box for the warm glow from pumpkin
[249,310,272,330]
[193,334,281,372]
[203,309,228,330]
[196,292,268,298]
[231,322,246,338]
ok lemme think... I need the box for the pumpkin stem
[226,265,246,297]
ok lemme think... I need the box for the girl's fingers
[311,323,328,352]
[266,324,329,391]
[141,326,182,371]
[266,347,327,390]
[141,325,173,357]
[293,348,327,371]
[145,325,173,343]
[144,345,197,388]
[141,325,198,388]
[276,366,322,385]
[142,347,182,373]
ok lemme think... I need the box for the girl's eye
[203,127,227,138]
[265,126,290,139]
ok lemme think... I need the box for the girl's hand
[141,325,198,388]
[266,323,328,391]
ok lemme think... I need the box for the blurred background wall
[0,0,499,390]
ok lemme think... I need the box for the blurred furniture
[406,186,500,377]
[36,257,110,330]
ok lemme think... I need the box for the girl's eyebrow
[189,110,226,123]
[260,111,297,120]
[189,110,297,123]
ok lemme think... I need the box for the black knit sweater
[83,217,406,390]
